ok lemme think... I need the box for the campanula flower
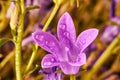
[25,0,53,18]
[32,12,98,74]
[101,0,120,44]
[111,16,120,25]
[100,25,120,44]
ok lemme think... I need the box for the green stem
[15,15,24,80]
[25,45,38,73]
[70,0,74,6]
[24,2,61,74]
[76,0,79,7]
[70,74,76,80]
[15,0,25,80]
[84,34,120,80]
[0,50,14,69]
[42,3,60,32]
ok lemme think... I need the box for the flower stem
[70,74,76,80]
[15,0,25,80]
[24,1,61,75]
[83,34,120,80]
[0,50,14,69]
[25,45,38,73]
[42,3,60,32]
[70,0,74,6]
[76,0,79,7]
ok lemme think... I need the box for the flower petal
[32,31,60,54]
[76,29,98,52]
[60,62,79,74]
[68,53,86,66]
[41,54,59,68]
[57,12,76,43]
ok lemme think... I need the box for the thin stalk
[24,2,61,74]
[76,0,79,7]
[25,45,38,73]
[15,14,24,80]
[70,74,76,80]
[0,50,14,69]
[42,3,60,31]
[15,0,25,80]
[70,0,74,6]
[84,34,120,80]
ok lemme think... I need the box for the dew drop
[65,47,69,52]
[88,35,92,39]
[77,57,81,62]
[51,58,55,62]
[43,62,52,66]
[60,24,66,30]
[49,42,55,46]
[35,35,44,41]
[80,39,86,45]
[46,41,48,45]
[63,32,70,38]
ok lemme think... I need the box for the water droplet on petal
[88,35,92,39]
[65,47,69,52]
[35,35,44,41]
[77,57,81,62]
[51,58,55,62]
[60,24,66,30]
[64,32,70,38]
[49,42,55,46]
[80,39,86,45]
[43,62,52,66]
[46,41,48,45]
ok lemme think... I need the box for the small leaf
[0,38,12,47]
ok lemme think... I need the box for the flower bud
[10,5,19,30]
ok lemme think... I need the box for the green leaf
[0,38,12,47]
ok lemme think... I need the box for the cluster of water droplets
[42,54,57,67]
[34,33,59,53]
[77,30,94,49]
[59,23,71,40]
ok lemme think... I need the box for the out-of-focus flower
[100,26,120,44]
[10,5,19,31]
[111,16,120,25]
[32,12,98,74]
[6,2,15,18]
[39,66,62,80]
[25,0,53,17]
[85,43,97,54]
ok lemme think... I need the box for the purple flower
[100,25,120,44]
[111,16,120,25]
[6,2,16,18]
[32,12,98,74]
[85,43,97,54]
[25,0,53,18]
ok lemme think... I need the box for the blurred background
[0,0,120,80]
